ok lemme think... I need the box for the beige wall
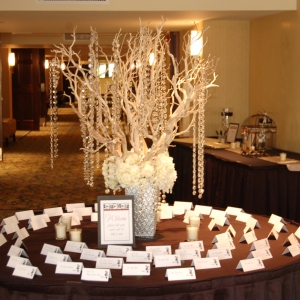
[250,4,300,152]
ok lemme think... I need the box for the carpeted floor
[0,107,118,220]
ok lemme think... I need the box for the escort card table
[168,141,300,224]
[0,214,300,299]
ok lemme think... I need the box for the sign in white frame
[226,123,239,143]
[97,196,135,248]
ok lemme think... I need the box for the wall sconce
[45,59,49,69]
[61,62,66,70]
[98,64,107,78]
[190,30,203,57]
[108,63,114,77]
[8,52,15,72]
[149,53,155,66]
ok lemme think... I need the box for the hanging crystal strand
[49,57,60,169]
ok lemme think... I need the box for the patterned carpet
[0,107,118,220]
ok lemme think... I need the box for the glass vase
[125,185,159,238]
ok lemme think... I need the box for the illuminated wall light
[44,59,49,69]
[8,52,15,67]
[61,62,66,70]
[108,63,114,77]
[99,64,107,78]
[149,53,155,66]
[190,30,203,57]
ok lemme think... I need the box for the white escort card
[80,249,105,261]
[91,212,98,222]
[212,232,233,243]
[154,254,181,267]
[1,215,19,226]
[0,233,7,246]
[43,207,63,217]
[165,267,196,281]
[283,233,299,246]
[273,222,288,233]
[295,227,300,239]
[81,268,111,282]
[60,212,81,225]
[15,210,34,221]
[14,237,27,249]
[282,243,300,257]
[160,207,174,219]
[194,205,212,215]
[226,225,236,237]
[267,229,279,240]
[246,217,261,230]
[12,227,29,240]
[45,252,72,265]
[122,263,151,276]
[7,256,32,268]
[73,207,93,217]
[239,230,257,244]
[247,248,273,260]
[250,238,270,251]
[174,201,193,211]
[96,257,123,269]
[55,262,83,275]
[173,206,186,215]
[207,248,232,260]
[41,243,63,255]
[27,218,47,231]
[126,250,153,263]
[268,214,286,225]
[29,214,50,223]
[213,240,235,250]
[145,245,172,257]
[7,245,28,258]
[64,241,88,253]
[236,212,252,223]
[183,210,201,223]
[209,209,229,219]
[179,241,204,251]
[191,257,221,270]
[236,257,265,272]
[175,248,201,260]
[1,222,20,234]
[106,245,132,257]
[94,203,98,212]
[207,219,220,231]
[66,203,85,212]
[225,206,244,216]
[13,264,42,279]
[214,216,230,226]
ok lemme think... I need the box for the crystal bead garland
[125,185,159,238]
[49,57,60,169]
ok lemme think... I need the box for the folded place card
[179,241,204,251]
[267,229,279,240]
[94,203,98,212]
[209,209,229,219]
[160,207,174,219]
[91,212,98,222]
[268,214,286,225]
[12,227,29,240]
[80,248,105,261]
[206,248,232,260]
[175,248,201,260]
[165,267,196,281]
[126,250,152,263]
[174,201,193,211]
[27,218,47,231]
[7,256,32,268]
[43,207,63,217]
[250,238,270,251]
[55,262,83,275]
[73,207,93,217]
[145,245,172,257]
[81,268,111,282]
[191,257,221,270]
[213,240,235,250]
[45,252,72,265]
[247,248,273,260]
[246,217,261,230]
[122,263,151,276]
[172,206,185,216]
[64,241,88,253]
[0,233,7,246]
[66,203,85,212]
[208,219,220,231]
[40,243,62,255]
[13,264,42,279]
[236,212,252,223]
[1,223,20,235]
[60,212,81,225]
[154,254,181,267]
[226,225,236,237]
[225,206,244,216]
[282,243,300,257]
[183,210,201,223]
[106,245,133,257]
[283,233,299,246]
[239,230,257,244]
[14,237,27,249]
[15,210,34,221]
[7,245,28,258]
[29,214,50,223]
[194,205,212,216]
[212,232,232,243]
[273,222,288,233]
[96,257,123,269]
[295,227,300,239]
[1,215,19,226]
[236,257,265,272]
[214,216,230,226]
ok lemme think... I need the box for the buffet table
[168,141,300,224]
[1,214,300,299]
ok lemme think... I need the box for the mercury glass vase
[125,185,159,238]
